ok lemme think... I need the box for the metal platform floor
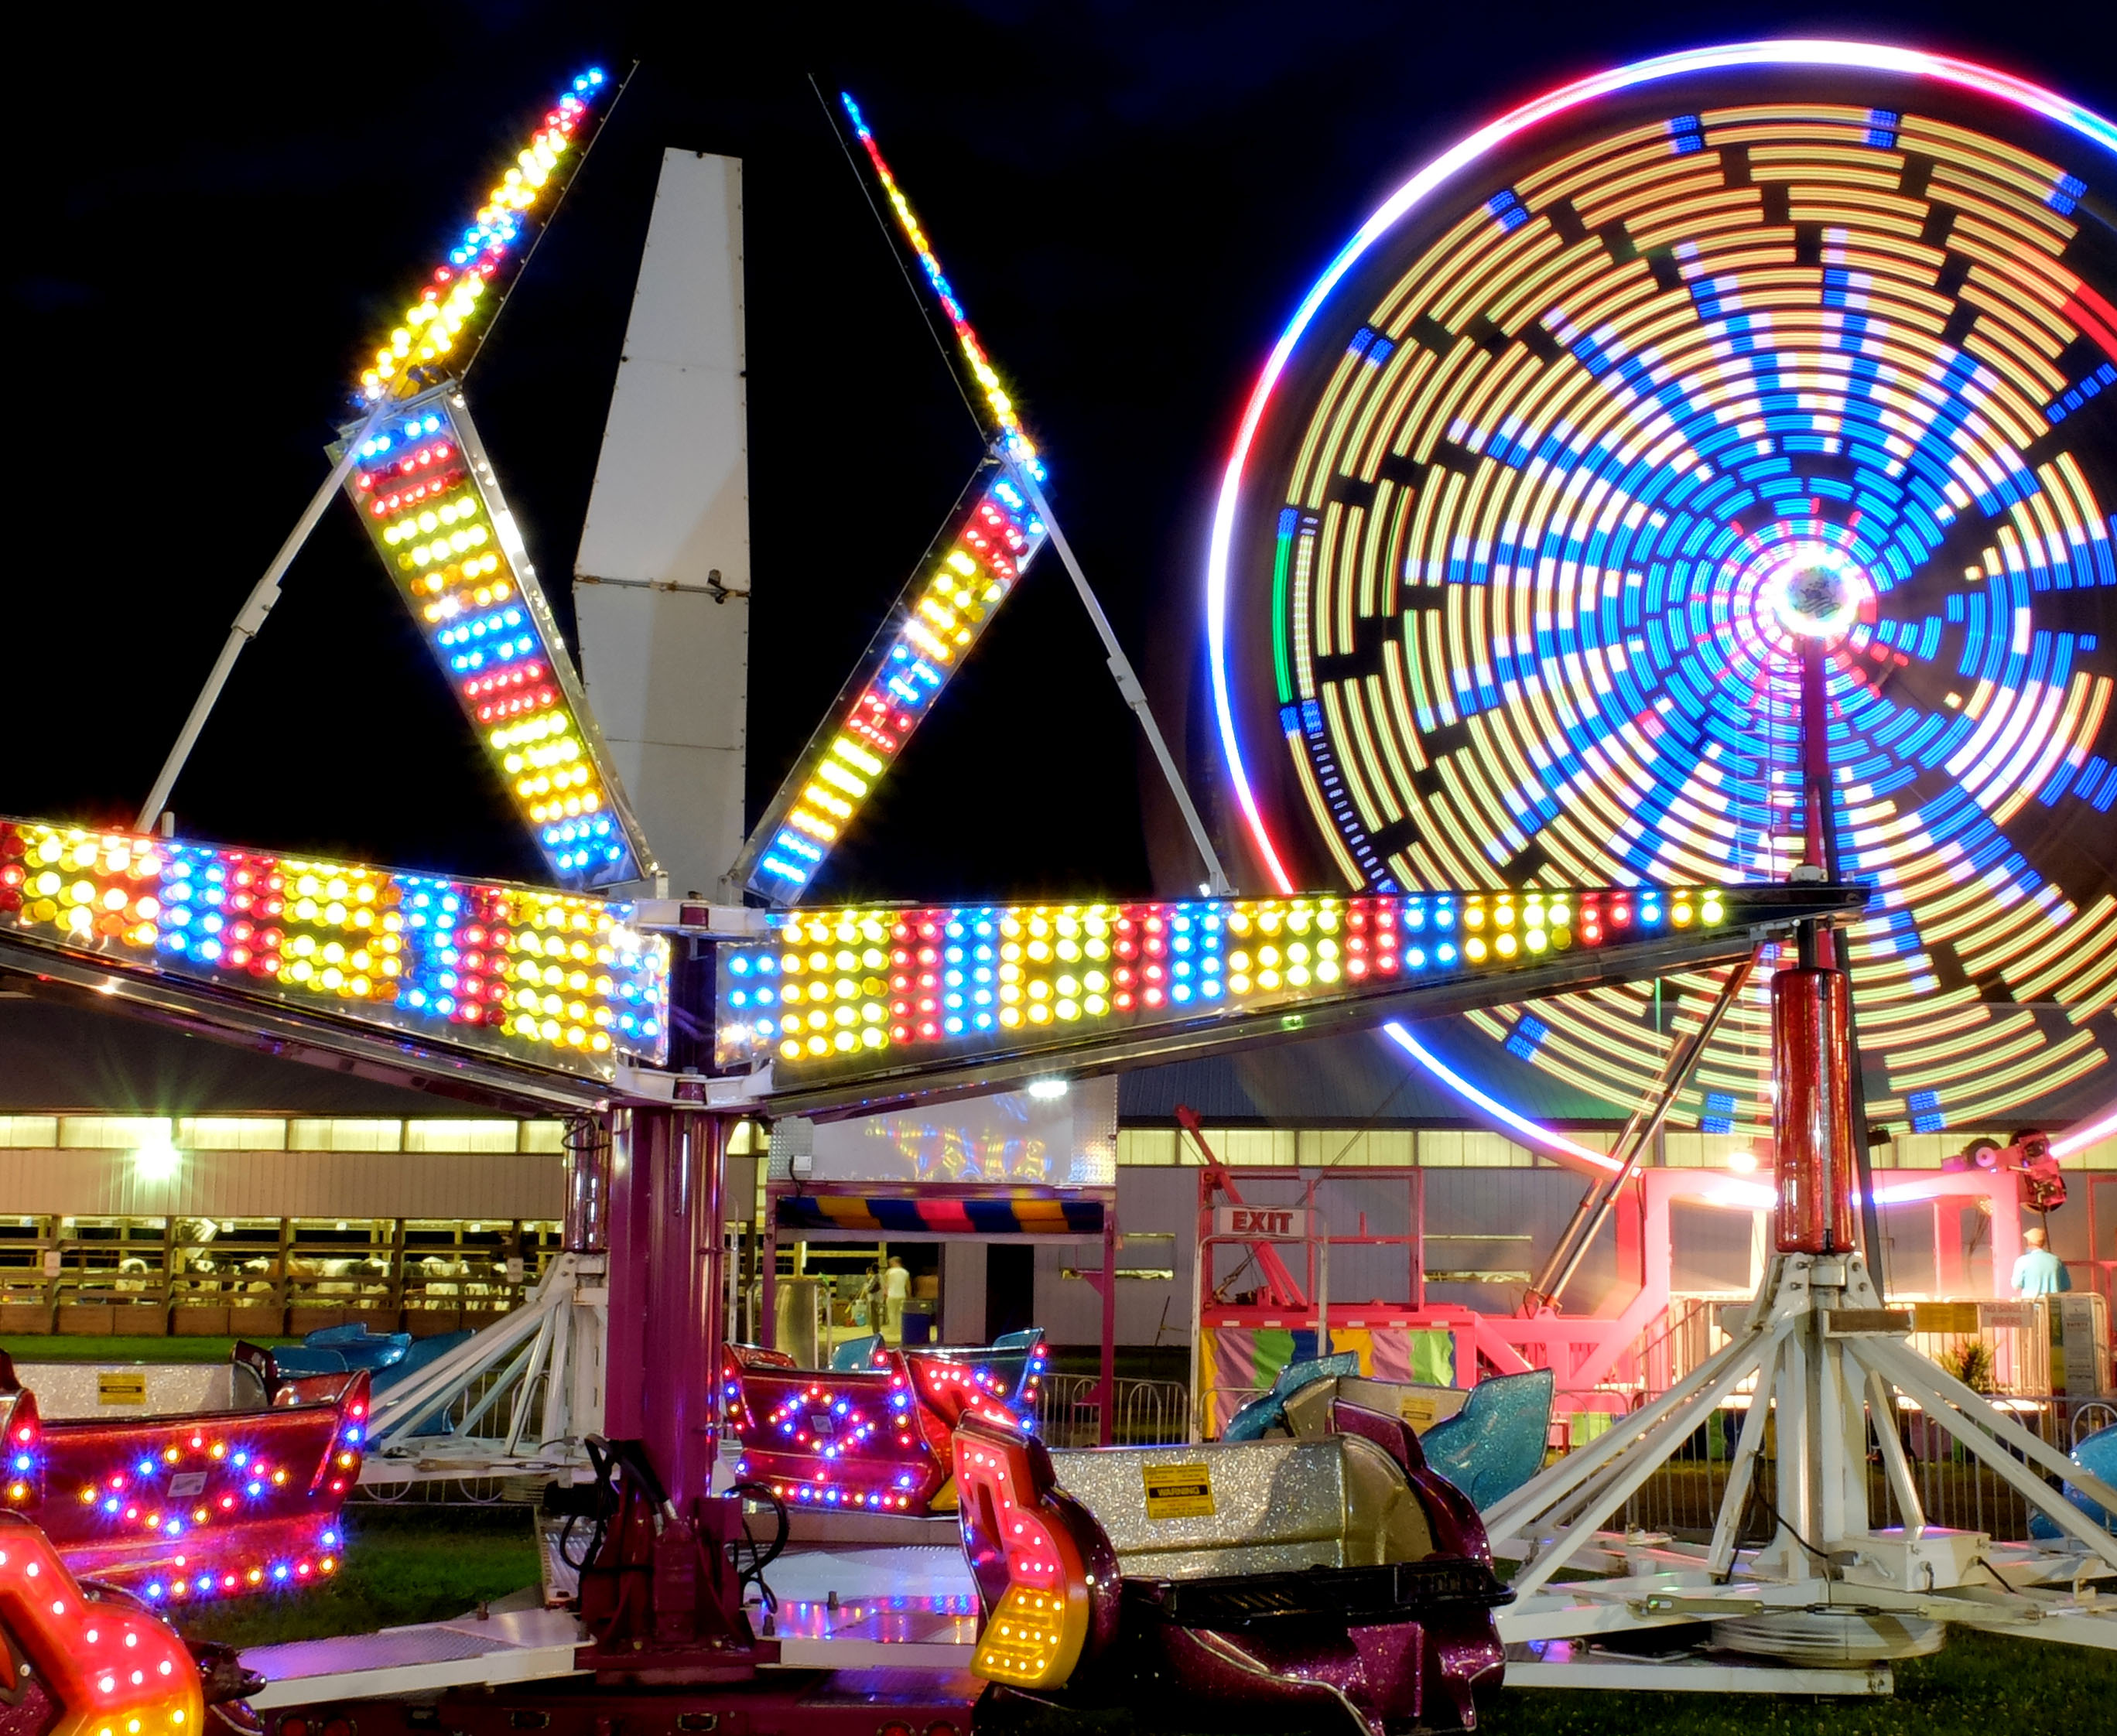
[243,1542,980,1706]
[757,1543,980,1669]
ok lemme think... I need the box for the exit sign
[1212,1206,1315,1240]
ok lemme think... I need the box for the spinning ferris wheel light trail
[1208,37,2117,1156]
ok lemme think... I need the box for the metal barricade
[1611,1386,2114,1543]
[1035,1375,1191,1447]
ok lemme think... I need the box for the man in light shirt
[883,1255,911,1335]
[2011,1226,2071,1296]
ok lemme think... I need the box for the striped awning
[776,1192,1105,1235]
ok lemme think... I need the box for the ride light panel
[339,393,651,888]
[358,67,608,404]
[730,94,1053,904]
[0,1511,204,1736]
[27,1382,365,1604]
[0,818,669,1074]
[734,461,1048,900]
[840,91,1041,473]
[955,1417,1093,1690]
[723,1347,1024,1516]
[713,885,1734,1082]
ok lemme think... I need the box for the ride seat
[1278,1369,1556,1511]
[955,1403,1508,1734]
[1045,1434,1436,1580]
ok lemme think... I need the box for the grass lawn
[169,1504,542,1651]
[1479,1629,2114,1736]
[3,1336,296,1365]
[152,1508,2112,1733]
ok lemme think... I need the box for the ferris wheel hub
[1761,548,1868,648]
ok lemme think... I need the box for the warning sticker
[1142,1462,1215,1521]
[1399,1394,1446,1431]
[97,1371,148,1406]
[1913,1302,1979,1335]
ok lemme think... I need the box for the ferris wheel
[1207,41,2117,1147]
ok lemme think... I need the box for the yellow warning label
[1913,1303,1979,1334]
[1142,1461,1215,1520]
[1399,1394,1446,1431]
[97,1371,148,1406]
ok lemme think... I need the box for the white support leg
[1485,1326,1769,1541]
[1852,1339,2117,1572]
[364,1252,607,1474]
[1863,1365,1926,1540]
[1512,1334,1779,1598]
[1705,1333,1784,1577]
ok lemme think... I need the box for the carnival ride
[2,32,2116,1736]
[0,1345,364,1604]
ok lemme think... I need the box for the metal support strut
[1524,953,1756,1313]
[1012,465,1233,897]
[1799,641,1886,1286]
[138,404,390,831]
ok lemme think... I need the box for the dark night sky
[13,1,2117,904]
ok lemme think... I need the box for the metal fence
[1605,1389,2117,1542]
[1034,1375,1192,1447]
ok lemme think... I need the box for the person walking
[883,1255,910,1338]
[2011,1225,2072,1295]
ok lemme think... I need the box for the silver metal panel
[23,1365,227,1419]
[0,938,614,1113]
[244,1608,584,1707]
[1049,1438,1349,1578]
[575,150,751,898]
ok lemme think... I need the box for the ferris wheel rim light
[1380,1021,1620,1170]
[1205,36,2117,897]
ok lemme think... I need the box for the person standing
[883,1255,910,1337]
[2011,1226,2072,1295]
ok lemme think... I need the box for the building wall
[4,1113,2112,1346]
[0,1117,567,1221]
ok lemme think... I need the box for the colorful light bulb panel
[713,886,1743,1082]
[0,1511,204,1736]
[0,818,669,1075]
[359,67,608,403]
[840,92,1041,475]
[0,1365,364,1606]
[733,459,1049,901]
[341,392,652,888]
[723,1345,1023,1515]
[869,1331,1048,1413]
[732,98,1056,904]
[1209,46,2117,1136]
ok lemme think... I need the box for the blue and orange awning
[776,1192,1105,1235]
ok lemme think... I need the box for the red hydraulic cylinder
[1773,965,1859,1254]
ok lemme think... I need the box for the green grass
[1479,1628,2113,1734]
[168,1505,541,1651]
[2,1336,296,1365]
[985,1628,2114,1734]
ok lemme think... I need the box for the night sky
[15,2,2117,906]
